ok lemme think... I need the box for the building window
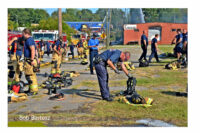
[171,29,176,32]
[134,29,139,32]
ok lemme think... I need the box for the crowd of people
[139,29,188,64]
[8,28,188,102]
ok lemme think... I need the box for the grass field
[8,45,187,127]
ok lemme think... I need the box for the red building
[123,22,188,45]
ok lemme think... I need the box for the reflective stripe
[57,70,61,73]
[146,98,153,105]
[30,85,38,89]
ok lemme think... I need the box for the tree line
[8,8,187,41]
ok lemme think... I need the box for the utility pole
[58,8,62,37]
[108,9,112,46]
[106,9,109,49]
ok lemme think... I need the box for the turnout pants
[89,49,98,74]
[149,49,159,62]
[78,47,84,58]
[10,53,17,61]
[139,46,147,61]
[39,49,44,61]
[51,52,62,74]
[14,55,23,82]
[24,59,38,93]
[61,48,67,62]
[95,62,110,99]
[83,49,89,61]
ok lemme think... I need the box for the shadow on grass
[161,91,187,97]
[60,88,102,100]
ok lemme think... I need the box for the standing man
[68,42,75,59]
[51,36,62,74]
[148,34,160,63]
[45,41,51,57]
[94,49,132,101]
[88,33,99,75]
[174,29,183,61]
[22,28,38,96]
[83,36,90,61]
[138,31,148,61]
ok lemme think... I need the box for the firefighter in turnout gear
[83,36,90,62]
[8,37,24,84]
[22,28,38,96]
[51,36,62,74]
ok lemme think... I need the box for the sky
[43,8,99,15]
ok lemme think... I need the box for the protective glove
[114,69,120,74]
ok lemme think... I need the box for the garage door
[148,26,162,41]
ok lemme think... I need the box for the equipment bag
[121,77,137,95]
[139,60,149,67]
[10,81,25,93]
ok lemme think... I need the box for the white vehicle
[32,30,59,43]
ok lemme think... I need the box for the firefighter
[76,39,84,59]
[37,39,45,62]
[172,29,183,61]
[88,33,99,75]
[51,36,62,74]
[45,41,51,57]
[138,31,148,61]
[22,28,38,96]
[94,49,132,101]
[83,36,90,61]
[68,42,75,59]
[8,37,19,85]
[148,34,160,63]
[8,37,25,83]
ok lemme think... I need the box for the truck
[32,30,67,44]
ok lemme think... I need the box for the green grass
[91,89,187,126]
[158,45,174,53]
[9,88,187,127]
[8,121,46,127]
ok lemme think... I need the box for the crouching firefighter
[51,36,62,74]
[22,28,38,96]
[94,49,132,101]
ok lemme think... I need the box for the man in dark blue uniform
[45,41,51,57]
[68,42,75,59]
[88,33,99,74]
[94,49,132,101]
[23,28,38,95]
[139,31,148,61]
[148,34,160,63]
[173,29,183,60]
